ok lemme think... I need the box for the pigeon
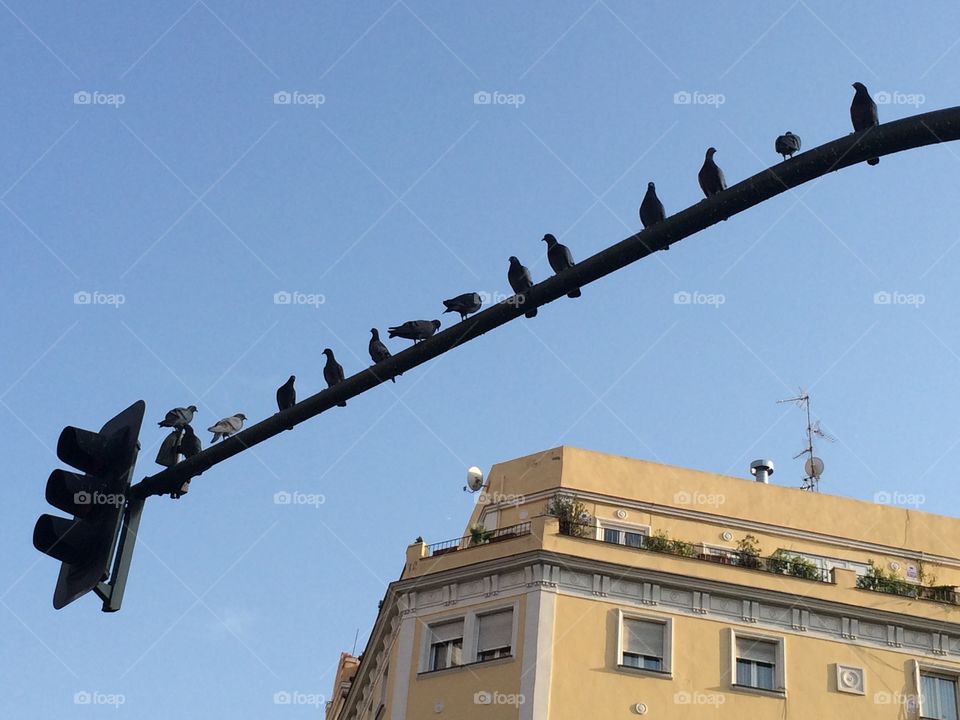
[207,413,246,443]
[639,182,666,228]
[388,320,441,344]
[368,328,396,383]
[542,234,581,298]
[775,132,801,160]
[698,147,726,198]
[179,424,202,459]
[850,82,880,165]
[507,256,537,318]
[322,349,347,406]
[277,375,296,411]
[442,292,482,321]
[158,405,197,429]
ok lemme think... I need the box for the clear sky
[4,1,960,716]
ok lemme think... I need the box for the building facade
[327,446,960,719]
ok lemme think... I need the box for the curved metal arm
[131,106,960,499]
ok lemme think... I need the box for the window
[428,620,463,671]
[730,631,785,693]
[601,523,649,548]
[921,672,959,720]
[617,611,672,675]
[476,609,512,662]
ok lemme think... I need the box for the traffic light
[33,400,145,609]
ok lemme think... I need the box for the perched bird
[207,413,246,443]
[277,375,296,411]
[179,424,202,459]
[442,292,482,321]
[639,182,666,228]
[388,319,441,344]
[158,405,197,429]
[542,234,581,298]
[368,328,396,383]
[698,147,726,198]
[322,349,347,406]
[507,256,537,318]
[775,132,801,160]
[850,82,880,165]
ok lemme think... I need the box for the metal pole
[129,106,960,500]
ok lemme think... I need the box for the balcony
[558,521,832,583]
[856,573,960,605]
[425,522,532,558]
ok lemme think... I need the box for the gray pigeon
[442,292,482,321]
[368,328,396,383]
[388,319,441,344]
[208,413,246,443]
[507,256,537,318]
[542,234,581,298]
[639,182,666,228]
[698,147,726,198]
[277,375,296,411]
[180,424,202,459]
[322,349,347,406]
[850,82,879,165]
[158,405,197,428]
[775,132,801,160]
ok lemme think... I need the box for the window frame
[418,602,519,674]
[599,520,651,548]
[426,619,464,672]
[728,628,786,695]
[616,609,673,677]
[915,659,960,720]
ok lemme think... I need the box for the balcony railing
[856,574,960,605]
[425,522,532,558]
[557,520,832,583]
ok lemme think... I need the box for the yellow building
[327,446,960,719]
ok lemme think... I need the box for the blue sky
[4,1,960,715]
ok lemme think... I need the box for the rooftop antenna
[352,627,360,655]
[776,390,836,492]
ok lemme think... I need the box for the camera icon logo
[474,691,492,705]
[74,91,91,105]
[274,291,292,305]
[273,91,292,105]
[473,91,492,105]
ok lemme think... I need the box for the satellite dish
[465,466,484,492]
[805,456,824,478]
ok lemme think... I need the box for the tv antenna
[776,390,835,492]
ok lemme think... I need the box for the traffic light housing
[33,400,145,609]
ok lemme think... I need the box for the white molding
[389,614,415,720]
[520,587,555,720]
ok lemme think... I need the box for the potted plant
[469,524,492,546]
[546,495,592,538]
[644,531,673,553]
[668,538,695,557]
[735,535,762,569]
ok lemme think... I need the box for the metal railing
[425,522,532,558]
[856,575,960,605]
[557,521,832,583]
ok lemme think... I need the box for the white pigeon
[207,413,247,442]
